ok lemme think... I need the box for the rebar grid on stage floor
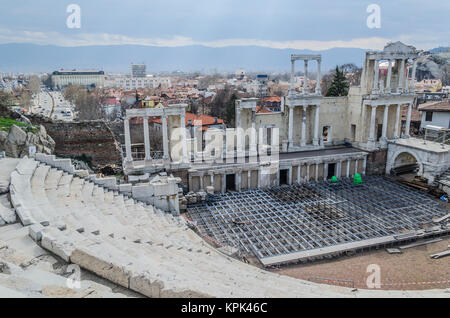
[186,176,448,263]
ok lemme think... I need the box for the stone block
[70,247,131,288]
[129,272,164,297]
[28,224,44,242]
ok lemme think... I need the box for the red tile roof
[145,112,223,127]
[418,100,450,112]
[262,96,281,103]
[256,106,272,114]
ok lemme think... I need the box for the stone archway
[387,149,423,176]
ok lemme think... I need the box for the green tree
[325,66,349,97]
[225,93,237,127]
[0,91,12,114]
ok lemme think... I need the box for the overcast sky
[0,0,449,50]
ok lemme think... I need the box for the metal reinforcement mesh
[187,176,448,263]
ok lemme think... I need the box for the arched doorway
[391,151,421,177]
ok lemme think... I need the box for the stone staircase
[2,156,450,298]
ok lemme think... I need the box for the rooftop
[418,100,450,112]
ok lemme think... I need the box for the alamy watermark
[366,264,381,288]
[66,4,81,29]
[168,125,280,175]
[66,264,81,289]
[366,4,381,29]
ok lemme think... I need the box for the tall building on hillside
[131,64,147,78]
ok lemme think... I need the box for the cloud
[0,28,446,51]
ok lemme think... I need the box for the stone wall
[30,116,122,167]
[365,149,387,175]
[108,121,162,151]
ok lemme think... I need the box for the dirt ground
[274,235,450,290]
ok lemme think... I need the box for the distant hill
[429,47,450,54]
[0,43,367,74]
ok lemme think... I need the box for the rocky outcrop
[0,125,55,158]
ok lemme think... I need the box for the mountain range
[0,43,368,74]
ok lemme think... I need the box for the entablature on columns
[125,103,187,119]
[362,96,414,107]
[366,52,420,61]
[285,95,323,108]
[291,54,322,62]
[236,98,258,111]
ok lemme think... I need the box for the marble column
[368,105,377,144]
[411,60,418,92]
[363,157,367,175]
[162,114,169,160]
[303,60,309,94]
[247,170,251,189]
[199,173,204,190]
[297,164,301,183]
[236,105,241,128]
[355,159,359,175]
[398,59,405,93]
[373,59,380,94]
[288,106,294,149]
[405,103,412,137]
[250,109,257,155]
[324,163,328,181]
[306,164,311,182]
[289,59,295,94]
[210,174,214,188]
[386,60,393,94]
[143,116,151,161]
[404,60,410,92]
[288,166,293,185]
[346,160,350,178]
[394,104,401,139]
[382,105,389,140]
[337,161,342,178]
[221,173,226,193]
[180,114,188,162]
[315,59,321,95]
[124,118,132,162]
[235,171,241,191]
[301,105,307,147]
[313,105,320,146]
[315,163,319,181]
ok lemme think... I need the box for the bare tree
[74,88,105,120]
[28,75,41,95]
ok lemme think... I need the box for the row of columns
[372,58,417,94]
[368,102,412,145]
[189,156,367,193]
[288,104,320,149]
[124,115,171,163]
[289,157,366,184]
[235,106,257,155]
[189,169,257,193]
[290,57,321,95]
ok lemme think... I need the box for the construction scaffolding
[187,176,449,266]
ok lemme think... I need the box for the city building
[111,76,172,90]
[131,63,147,78]
[51,70,105,88]
[419,99,450,129]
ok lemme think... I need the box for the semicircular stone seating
[8,157,449,298]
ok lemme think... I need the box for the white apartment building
[51,70,106,88]
[110,76,172,90]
